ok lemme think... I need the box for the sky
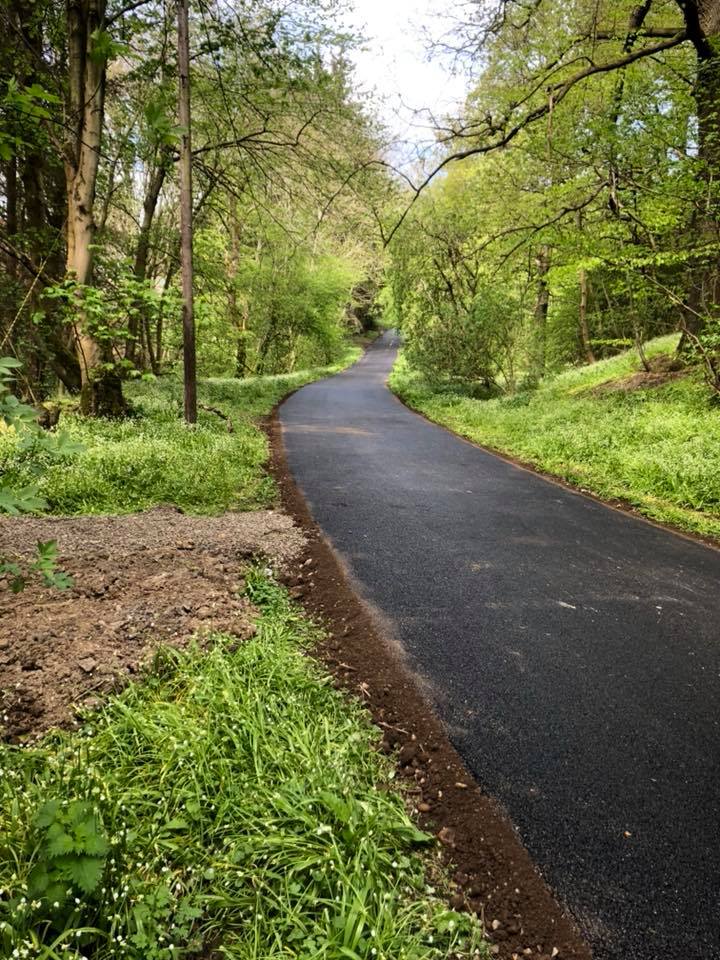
[342,0,469,166]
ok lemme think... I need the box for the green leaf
[64,855,105,894]
[35,800,61,828]
[0,484,47,515]
[46,825,75,857]
[27,862,50,896]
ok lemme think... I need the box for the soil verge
[266,408,593,960]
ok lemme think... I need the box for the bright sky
[344,0,468,166]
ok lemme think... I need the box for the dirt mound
[590,354,688,395]
[0,508,304,741]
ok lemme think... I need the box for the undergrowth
[0,347,360,516]
[0,572,486,960]
[390,335,720,541]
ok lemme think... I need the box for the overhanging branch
[385,30,689,246]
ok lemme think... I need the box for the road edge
[388,378,720,554]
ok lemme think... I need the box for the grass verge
[0,571,486,960]
[389,336,720,542]
[0,346,361,516]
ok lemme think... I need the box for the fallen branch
[199,403,234,432]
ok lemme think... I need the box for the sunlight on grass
[0,348,360,516]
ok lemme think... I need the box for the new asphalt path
[279,332,720,960]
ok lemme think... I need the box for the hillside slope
[390,335,720,542]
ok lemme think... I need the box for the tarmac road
[279,331,720,960]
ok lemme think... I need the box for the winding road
[279,332,720,960]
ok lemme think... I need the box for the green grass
[0,573,486,960]
[389,335,720,541]
[0,347,360,516]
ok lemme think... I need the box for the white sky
[343,0,468,166]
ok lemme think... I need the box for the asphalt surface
[280,332,720,960]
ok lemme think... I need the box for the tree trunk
[579,268,595,363]
[227,206,248,377]
[64,0,125,416]
[126,158,168,364]
[685,53,720,330]
[530,245,550,381]
[177,0,197,423]
[675,0,720,338]
[5,157,17,241]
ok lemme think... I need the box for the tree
[0,0,389,408]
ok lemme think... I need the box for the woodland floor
[0,507,304,741]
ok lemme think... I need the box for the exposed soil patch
[266,409,592,960]
[0,507,304,742]
[589,354,688,395]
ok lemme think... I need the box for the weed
[0,540,73,593]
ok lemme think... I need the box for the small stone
[78,657,97,674]
[437,826,456,846]
[417,801,431,813]
[196,606,212,619]
[0,638,10,649]
[398,743,418,766]
[177,540,195,550]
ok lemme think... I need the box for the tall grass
[0,573,486,960]
[390,336,720,540]
[0,349,360,516]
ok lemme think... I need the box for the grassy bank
[0,346,361,516]
[390,335,720,541]
[0,572,485,960]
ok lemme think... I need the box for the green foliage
[0,540,73,593]
[390,336,720,540]
[28,798,110,921]
[0,78,59,158]
[191,225,364,378]
[43,275,176,381]
[0,358,84,515]
[3,348,360,516]
[384,0,715,392]
[0,575,487,959]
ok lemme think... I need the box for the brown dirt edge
[265,407,592,960]
[389,388,720,554]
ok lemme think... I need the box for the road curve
[279,332,720,960]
